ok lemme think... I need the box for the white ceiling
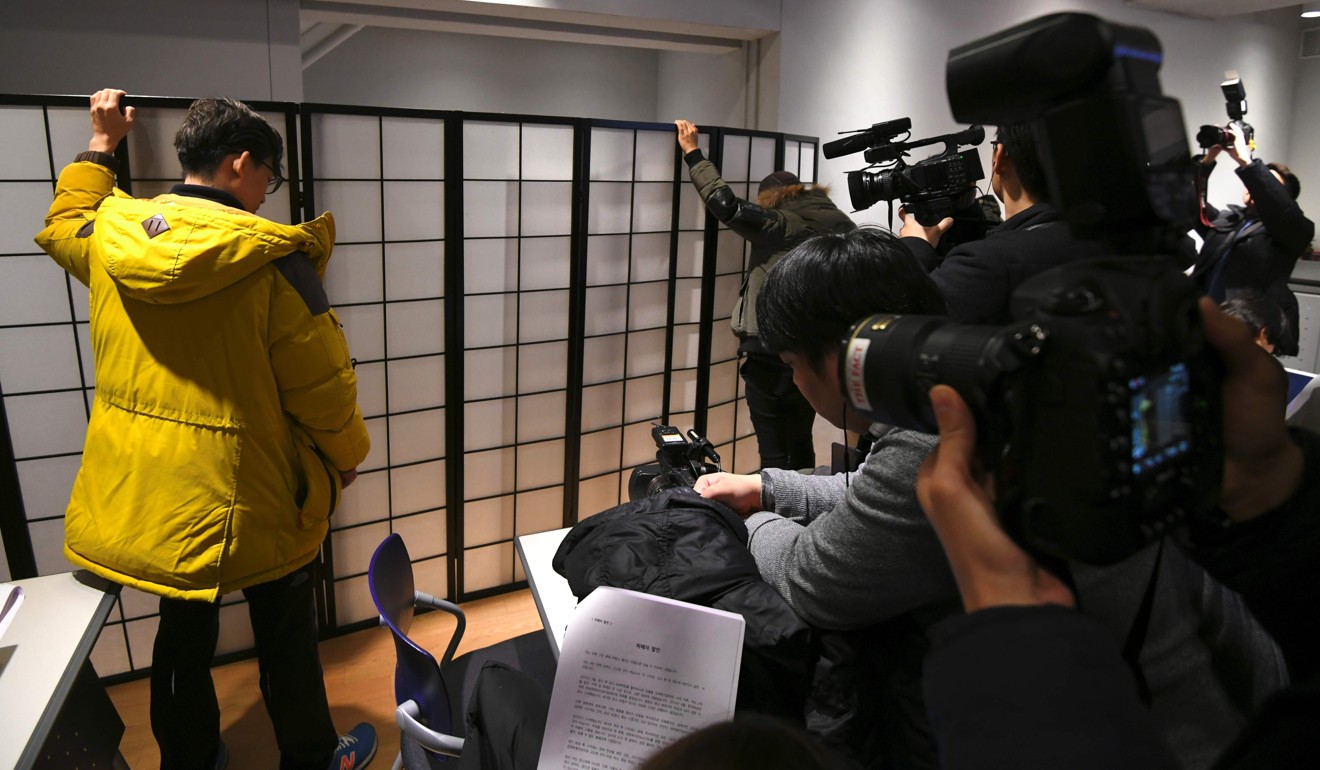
[299,0,1313,68]
[1125,0,1305,19]
[298,0,764,69]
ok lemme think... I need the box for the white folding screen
[0,98,298,679]
[704,133,779,474]
[576,125,683,518]
[310,110,451,626]
[669,130,715,445]
[0,95,822,680]
[460,119,575,591]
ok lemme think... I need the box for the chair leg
[391,751,404,770]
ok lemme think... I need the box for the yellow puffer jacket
[34,161,370,601]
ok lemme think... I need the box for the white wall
[0,0,302,102]
[304,27,661,120]
[1291,18,1320,250]
[778,0,1307,227]
[657,48,750,128]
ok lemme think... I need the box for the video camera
[1196,76,1255,151]
[627,425,722,501]
[823,119,986,226]
[838,13,1223,565]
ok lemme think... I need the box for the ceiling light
[1303,3,1320,19]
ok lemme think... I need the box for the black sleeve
[923,605,1180,770]
[1237,160,1315,257]
[903,238,1009,324]
[1186,428,1320,681]
[901,234,942,272]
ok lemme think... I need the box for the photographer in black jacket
[915,298,1319,769]
[1191,130,1313,357]
[898,124,1103,324]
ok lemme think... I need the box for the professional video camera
[627,425,723,501]
[1196,76,1255,151]
[838,13,1223,565]
[823,118,986,226]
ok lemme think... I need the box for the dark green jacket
[685,150,855,344]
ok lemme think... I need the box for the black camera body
[1196,77,1254,150]
[627,425,722,501]
[840,13,1224,565]
[843,257,1221,564]
[825,120,986,226]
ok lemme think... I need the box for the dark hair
[1220,291,1290,357]
[1266,162,1301,201]
[757,226,946,367]
[995,123,1048,202]
[174,97,284,180]
[635,718,831,770]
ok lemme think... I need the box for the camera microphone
[823,117,913,159]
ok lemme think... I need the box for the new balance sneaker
[329,723,377,770]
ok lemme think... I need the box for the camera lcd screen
[1129,363,1192,476]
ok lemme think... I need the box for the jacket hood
[756,183,832,209]
[95,192,335,304]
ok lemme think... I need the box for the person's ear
[231,150,252,180]
[991,144,1010,176]
[1255,327,1275,354]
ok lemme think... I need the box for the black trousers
[150,561,338,770]
[740,351,817,471]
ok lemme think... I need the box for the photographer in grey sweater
[694,227,1287,770]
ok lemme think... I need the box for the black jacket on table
[683,148,854,350]
[552,488,815,719]
[901,201,1106,325]
[923,428,1320,770]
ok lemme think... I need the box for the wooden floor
[107,589,543,770]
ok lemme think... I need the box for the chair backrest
[369,534,455,734]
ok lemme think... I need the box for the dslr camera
[1196,76,1254,151]
[824,118,986,226]
[627,425,722,501]
[841,13,1224,565]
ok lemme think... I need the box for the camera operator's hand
[898,207,954,247]
[1201,297,1304,521]
[674,120,700,155]
[1205,128,1249,168]
[916,385,1076,612]
[694,472,762,518]
[88,88,134,154]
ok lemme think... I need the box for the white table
[0,570,121,770]
[514,528,575,660]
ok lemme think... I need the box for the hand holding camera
[692,472,763,518]
[1196,77,1253,166]
[1200,127,1249,168]
[897,205,954,247]
[917,298,1303,614]
[916,384,1076,612]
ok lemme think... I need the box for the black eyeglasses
[258,159,286,195]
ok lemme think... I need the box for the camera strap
[1120,537,1165,707]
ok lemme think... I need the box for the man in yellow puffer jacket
[35,89,376,770]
